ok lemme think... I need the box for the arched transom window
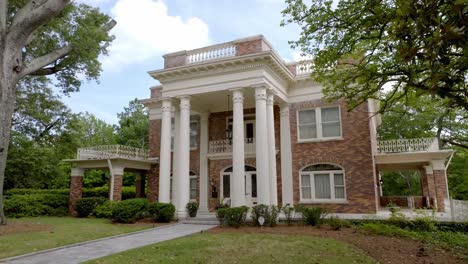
[300,164,346,201]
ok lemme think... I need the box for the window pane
[251,174,257,198]
[301,174,311,187]
[301,187,312,199]
[314,173,331,199]
[335,187,345,199]
[246,123,254,139]
[334,173,344,185]
[223,174,230,198]
[299,124,317,139]
[321,107,339,122]
[298,110,316,124]
[322,122,341,137]
[190,178,197,188]
[190,122,198,148]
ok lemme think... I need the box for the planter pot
[188,211,197,217]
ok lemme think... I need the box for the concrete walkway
[1,223,214,264]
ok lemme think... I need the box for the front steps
[181,212,219,225]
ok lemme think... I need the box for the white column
[280,103,294,206]
[255,86,270,205]
[267,93,278,206]
[198,113,210,212]
[171,105,180,207]
[158,99,172,203]
[232,89,246,207]
[176,96,191,218]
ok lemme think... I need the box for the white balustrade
[296,61,313,75]
[377,138,439,153]
[208,138,256,154]
[187,44,236,64]
[77,145,149,160]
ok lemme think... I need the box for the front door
[221,166,257,206]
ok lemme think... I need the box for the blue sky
[69,0,302,124]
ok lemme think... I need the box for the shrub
[4,194,68,217]
[281,204,295,226]
[154,203,176,222]
[94,201,115,218]
[388,210,410,228]
[224,206,249,228]
[186,202,199,217]
[361,222,415,238]
[327,216,351,230]
[251,204,280,227]
[411,210,437,232]
[111,198,148,223]
[302,207,323,226]
[75,197,107,217]
[215,204,229,225]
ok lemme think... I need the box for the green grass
[87,232,376,264]
[0,217,151,259]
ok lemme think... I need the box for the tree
[282,0,467,112]
[115,99,149,149]
[0,1,115,224]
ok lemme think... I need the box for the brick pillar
[420,168,430,197]
[147,165,159,202]
[112,175,123,201]
[135,174,146,198]
[432,160,449,212]
[69,168,85,215]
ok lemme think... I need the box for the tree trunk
[0,44,20,225]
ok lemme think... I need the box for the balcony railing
[208,138,256,154]
[187,43,236,64]
[77,145,149,160]
[377,138,439,154]
[296,61,313,75]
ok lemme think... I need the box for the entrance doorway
[221,165,257,206]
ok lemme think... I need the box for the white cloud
[102,0,210,71]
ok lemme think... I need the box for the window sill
[299,200,349,205]
[297,137,344,143]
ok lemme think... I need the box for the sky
[68,0,302,124]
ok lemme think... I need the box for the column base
[176,210,188,220]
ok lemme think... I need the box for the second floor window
[297,106,341,141]
[171,120,198,150]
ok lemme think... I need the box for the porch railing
[186,43,236,64]
[208,138,256,154]
[77,145,149,160]
[377,137,439,154]
[296,60,313,75]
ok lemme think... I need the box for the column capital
[161,99,173,113]
[71,168,85,177]
[179,96,191,110]
[254,86,267,101]
[423,164,433,175]
[266,93,274,105]
[431,160,446,170]
[280,103,290,116]
[199,112,210,120]
[112,166,125,175]
[232,89,244,104]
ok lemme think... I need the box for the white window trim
[299,169,347,203]
[296,105,343,143]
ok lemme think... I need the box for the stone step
[182,218,219,225]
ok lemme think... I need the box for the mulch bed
[209,225,467,264]
[0,222,53,236]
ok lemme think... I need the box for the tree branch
[20,45,72,78]
[0,0,7,35]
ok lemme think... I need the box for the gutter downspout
[107,159,114,201]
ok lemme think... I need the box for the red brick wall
[290,99,377,213]
[147,165,159,202]
[380,196,425,208]
[163,53,186,69]
[235,39,263,56]
[112,175,123,201]
[69,176,83,215]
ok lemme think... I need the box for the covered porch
[64,145,157,214]
[375,137,453,212]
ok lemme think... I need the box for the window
[300,164,346,201]
[170,171,197,201]
[171,120,198,150]
[297,106,341,141]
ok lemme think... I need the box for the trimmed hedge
[4,194,69,218]
[75,197,108,217]
[224,206,249,228]
[4,187,136,200]
[94,201,116,218]
[111,198,148,223]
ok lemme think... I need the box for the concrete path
[1,223,214,264]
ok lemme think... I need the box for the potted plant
[186,202,199,217]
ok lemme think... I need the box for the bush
[302,207,323,226]
[75,197,107,217]
[251,204,280,227]
[411,210,437,232]
[154,203,176,222]
[327,216,351,230]
[281,204,295,226]
[111,198,148,223]
[4,194,69,217]
[94,201,115,218]
[186,202,199,217]
[215,204,229,225]
[224,206,249,228]
[5,187,136,200]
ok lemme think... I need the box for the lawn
[0,217,153,259]
[87,232,376,264]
